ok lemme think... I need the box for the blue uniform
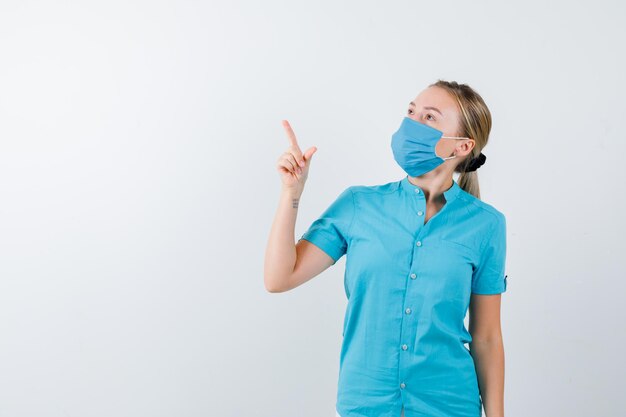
[299,175,507,417]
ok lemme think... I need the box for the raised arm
[264,120,335,293]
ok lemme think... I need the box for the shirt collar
[399,174,461,202]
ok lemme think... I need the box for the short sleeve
[298,186,355,264]
[471,212,508,295]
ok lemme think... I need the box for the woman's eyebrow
[409,102,443,116]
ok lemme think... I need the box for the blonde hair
[428,79,492,199]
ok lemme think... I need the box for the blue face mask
[391,116,470,177]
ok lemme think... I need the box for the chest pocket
[419,237,477,300]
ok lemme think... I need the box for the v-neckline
[422,197,447,226]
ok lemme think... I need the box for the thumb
[303,146,317,162]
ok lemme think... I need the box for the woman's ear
[455,139,475,158]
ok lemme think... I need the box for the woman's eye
[407,109,435,121]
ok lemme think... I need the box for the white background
[0,0,624,416]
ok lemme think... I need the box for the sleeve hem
[299,233,343,263]
[471,288,507,295]
[471,275,507,295]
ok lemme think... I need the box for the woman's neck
[407,173,454,203]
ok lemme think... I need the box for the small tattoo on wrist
[292,198,299,208]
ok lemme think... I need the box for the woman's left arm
[469,293,505,417]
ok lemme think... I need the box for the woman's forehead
[412,87,459,115]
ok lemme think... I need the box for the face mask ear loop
[439,136,469,160]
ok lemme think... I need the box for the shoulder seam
[347,187,356,240]
[350,181,400,196]
[478,209,505,253]
[457,192,503,222]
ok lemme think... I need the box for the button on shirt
[299,175,508,417]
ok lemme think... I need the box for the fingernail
[299,160,305,167]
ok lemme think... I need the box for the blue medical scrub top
[299,175,508,417]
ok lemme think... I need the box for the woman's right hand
[276,120,317,193]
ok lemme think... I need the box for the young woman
[264,80,507,417]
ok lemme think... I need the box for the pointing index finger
[282,120,301,150]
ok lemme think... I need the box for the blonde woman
[265,80,507,417]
